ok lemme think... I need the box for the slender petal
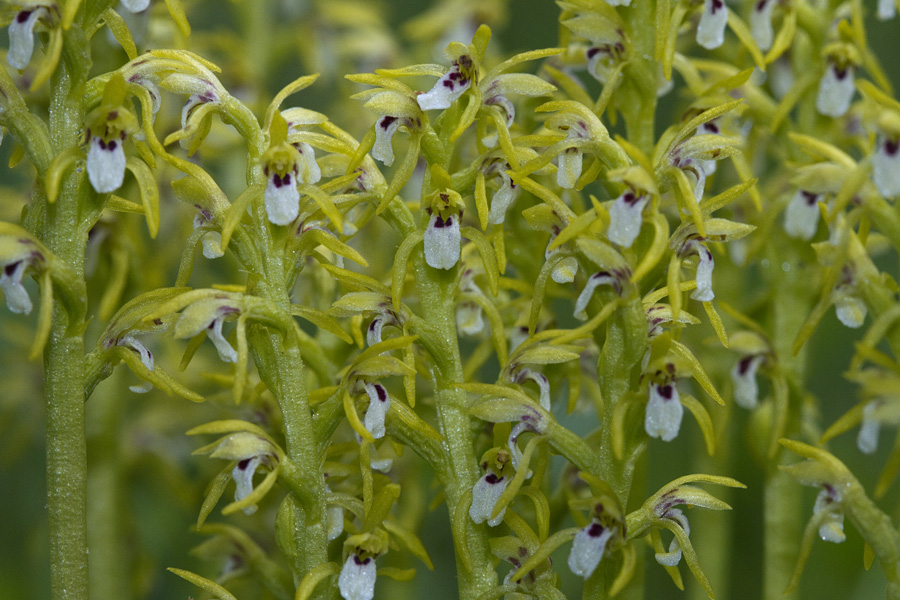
[488,171,518,225]
[691,244,715,302]
[575,272,619,320]
[557,146,582,189]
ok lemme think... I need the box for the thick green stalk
[42,41,91,600]
[414,258,495,599]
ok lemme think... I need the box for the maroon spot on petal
[443,80,455,90]
[712,0,724,11]
[106,140,118,151]
[737,355,756,375]
[703,122,720,134]
[379,116,397,130]
[444,215,453,226]
[658,384,673,400]
[153,318,163,325]
[273,173,283,187]
[107,111,118,121]
[448,72,461,81]
[17,10,32,23]
[282,173,292,186]
[623,191,638,205]
[885,139,899,156]
[433,215,446,229]
[587,523,605,537]
[834,67,848,80]
[237,458,252,470]
[485,473,502,484]
[755,0,768,10]
[587,47,600,59]
[801,190,818,205]
[264,166,269,176]
[4,262,19,276]
[375,385,387,402]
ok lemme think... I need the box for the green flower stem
[764,242,812,600]
[621,0,659,157]
[39,36,92,600]
[414,258,495,599]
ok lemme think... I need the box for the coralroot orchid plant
[3,1,900,599]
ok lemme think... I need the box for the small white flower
[338,553,377,600]
[857,401,881,455]
[731,354,764,410]
[878,0,897,20]
[568,520,615,579]
[784,190,821,241]
[1,256,33,315]
[417,56,474,111]
[424,210,461,270]
[873,135,900,199]
[816,64,855,118]
[325,484,344,542]
[232,456,263,515]
[834,292,866,329]
[469,471,510,527]
[545,233,578,284]
[813,486,845,543]
[645,382,683,442]
[87,134,127,194]
[176,301,240,363]
[7,7,49,70]
[607,190,650,248]
[362,382,390,440]
[750,0,777,52]
[574,272,622,321]
[696,0,728,50]
[514,367,551,411]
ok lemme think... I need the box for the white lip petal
[338,554,377,600]
[731,354,764,410]
[696,0,728,50]
[835,294,866,328]
[608,192,650,248]
[208,317,238,363]
[232,456,261,515]
[873,137,900,199]
[750,0,776,52]
[264,171,300,226]
[857,402,880,455]
[424,212,461,270]
[574,272,618,320]
[372,116,402,166]
[487,174,518,225]
[296,142,321,185]
[7,8,46,70]
[363,383,390,440]
[878,0,897,20]
[568,521,614,579]
[645,383,683,442]
[784,190,821,241]
[87,136,127,194]
[557,147,582,189]
[1,259,32,315]
[469,473,509,527]
[690,245,715,302]
[816,65,855,118]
